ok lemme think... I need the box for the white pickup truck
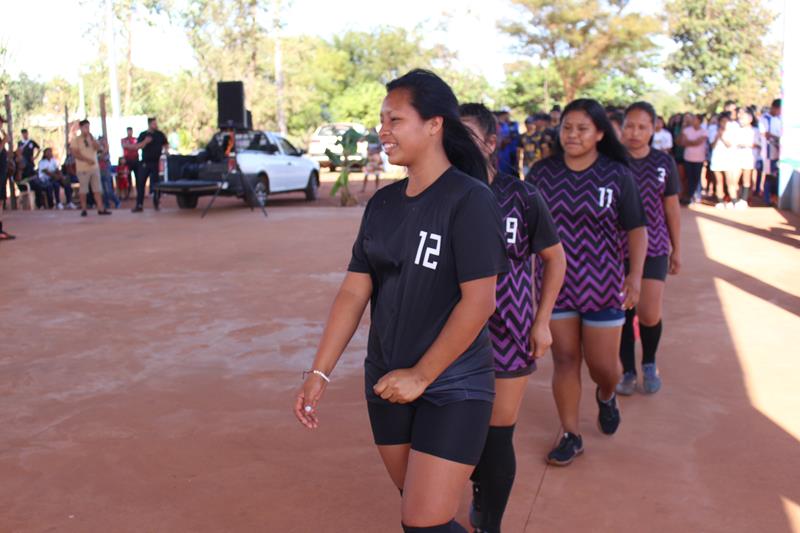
[157,130,320,209]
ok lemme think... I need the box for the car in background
[308,123,368,170]
[157,130,320,209]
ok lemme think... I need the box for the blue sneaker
[547,432,584,466]
[596,388,621,435]
[616,371,637,396]
[642,363,662,394]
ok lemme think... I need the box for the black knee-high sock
[640,321,663,366]
[402,520,467,532]
[472,425,516,532]
[620,308,637,374]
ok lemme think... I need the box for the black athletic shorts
[625,255,669,282]
[366,398,493,465]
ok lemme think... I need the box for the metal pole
[274,0,287,136]
[4,94,16,210]
[100,94,108,141]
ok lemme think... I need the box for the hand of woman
[669,252,682,275]
[294,374,328,429]
[373,368,429,404]
[621,275,641,310]
[529,319,552,360]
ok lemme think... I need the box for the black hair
[127,126,133,131]
[386,69,488,183]
[609,111,625,127]
[624,101,657,125]
[21,128,28,134]
[772,98,781,108]
[555,98,629,166]
[147,117,157,124]
[78,119,90,127]
[550,105,561,113]
[724,100,737,108]
[458,103,497,139]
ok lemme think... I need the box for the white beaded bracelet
[303,369,331,383]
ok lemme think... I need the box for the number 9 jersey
[348,167,509,406]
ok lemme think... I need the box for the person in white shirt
[651,116,673,152]
[735,108,759,208]
[759,99,782,206]
[709,112,740,209]
[29,147,62,209]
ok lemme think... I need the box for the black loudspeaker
[246,109,252,130]
[217,81,246,129]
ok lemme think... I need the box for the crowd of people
[0,116,170,240]
[293,69,783,533]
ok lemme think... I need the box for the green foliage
[499,62,564,115]
[326,127,363,203]
[499,0,662,102]
[666,0,781,111]
[330,82,386,128]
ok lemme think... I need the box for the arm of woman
[664,195,681,275]
[623,227,648,310]
[294,272,372,429]
[531,243,566,359]
[373,275,497,403]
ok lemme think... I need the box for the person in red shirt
[116,157,130,198]
[120,126,139,199]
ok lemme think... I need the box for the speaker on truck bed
[217,81,246,130]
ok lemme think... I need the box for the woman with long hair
[460,102,566,532]
[527,98,647,466]
[617,102,681,396]
[294,69,509,532]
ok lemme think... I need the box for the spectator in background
[0,117,14,241]
[549,105,561,129]
[736,108,759,207]
[519,114,548,177]
[33,148,61,209]
[760,98,782,206]
[132,117,169,212]
[58,150,79,209]
[496,107,520,177]
[98,136,120,209]
[18,128,40,178]
[709,112,740,209]
[362,129,383,192]
[608,111,624,140]
[651,116,674,153]
[115,157,130,197]
[121,126,139,198]
[69,119,111,217]
[678,112,708,205]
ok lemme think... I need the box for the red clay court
[1,183,799,532]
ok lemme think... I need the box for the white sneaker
[57,202,64,210]
[66,202,77,210]
[734,199,749,209]
[715,202,726,209]
[725,202,734,209]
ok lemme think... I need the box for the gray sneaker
[642,363,662,394]
[616,371,637,396]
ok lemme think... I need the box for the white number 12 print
[598,187,614,208]
[415,231,442,270]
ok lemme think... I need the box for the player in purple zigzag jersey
[618,102,682,397]
[527,99,648,467]
[460,103,566,533]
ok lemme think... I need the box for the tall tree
[666,0,781,111]
[499,0,662,102]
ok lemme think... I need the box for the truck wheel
[305,171,319,201]
[176,193,198,209]
[247,174,269,208]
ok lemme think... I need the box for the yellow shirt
[70,134,99,172]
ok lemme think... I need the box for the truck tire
[305,171,319,201]
[176,193,199,209]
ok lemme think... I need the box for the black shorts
[625,255,669,282]
[366,398,493,465]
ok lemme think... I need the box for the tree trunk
[124,5,133,115]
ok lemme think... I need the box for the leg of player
[636,279,665,394]
[547,316,584,466]
[582,323,623,436]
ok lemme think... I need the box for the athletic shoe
[642,363,662,394]
[547,432,584,466]
[98,210,112,216]
[57,202,64,210]
[132,206,143,213]
[66,202,77,210]
[616,371,637,396]
[734,199,749,210]
[80,210,87,217]
[469,482,483,530]
[715,202,726,209]
[725,201,734,209]
[596,388,621,435]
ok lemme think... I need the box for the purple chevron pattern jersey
[623,149,679,258]
[529,154,647,313]
[488,173,560,376]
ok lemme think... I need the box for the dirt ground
[1,180,799,533]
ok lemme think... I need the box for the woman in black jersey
[294,70,508,533]
[460,103,565,533]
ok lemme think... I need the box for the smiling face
[622,109,655,153]
[559,110,604,159]
[379,88,443,167]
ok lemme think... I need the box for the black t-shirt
[138,129,168,163]
[349,167,509,406]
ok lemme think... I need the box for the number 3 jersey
[489,173,560,376]
[527,154,647,313]
[348,167,509,405]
